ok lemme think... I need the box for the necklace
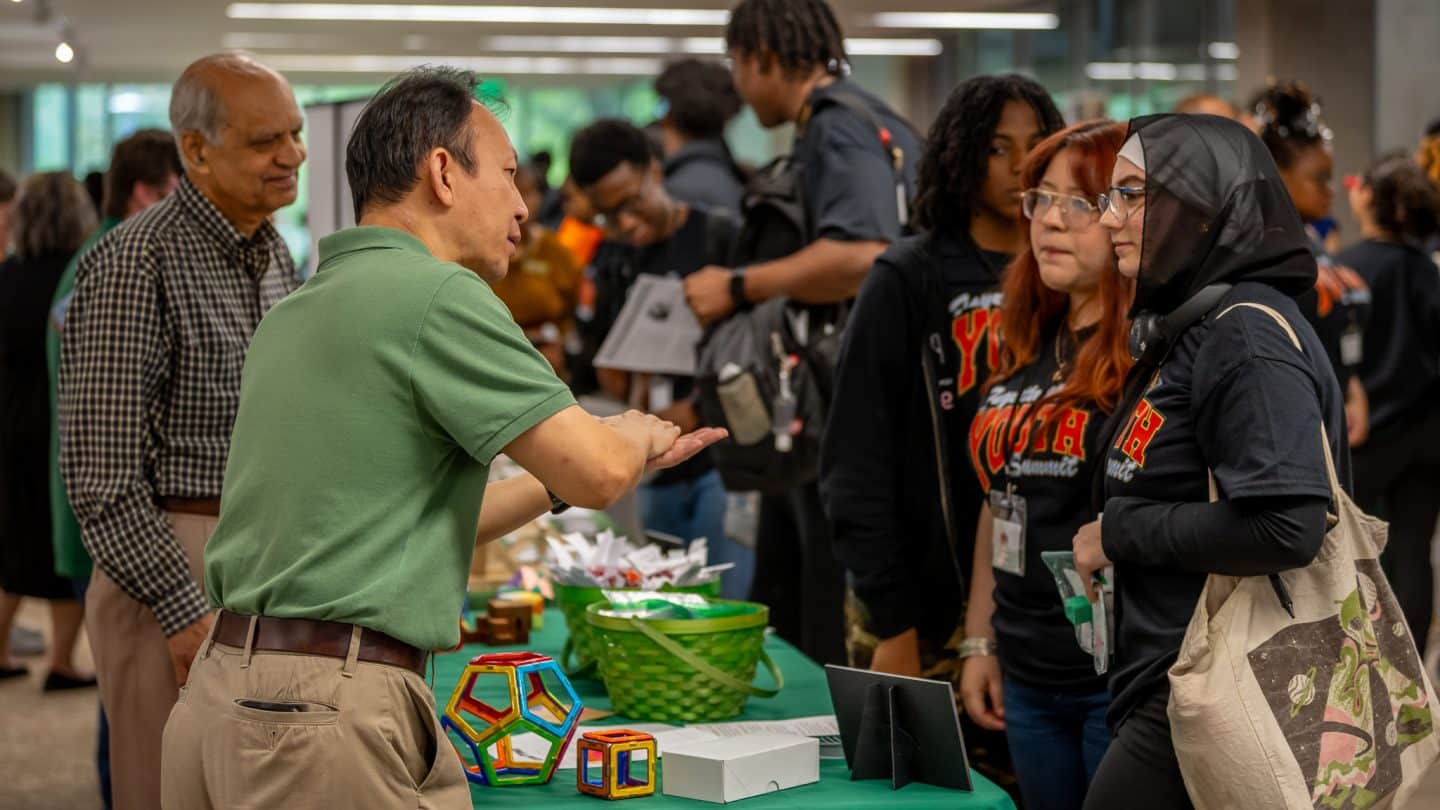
[1054,328,1072,383]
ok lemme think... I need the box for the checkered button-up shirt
[59,176,299,636]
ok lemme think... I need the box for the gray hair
[14,171,97,260]
[169,52,279,144]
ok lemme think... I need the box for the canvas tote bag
[1167,302,1440,810]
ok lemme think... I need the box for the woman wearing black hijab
[1071,115,1350,807]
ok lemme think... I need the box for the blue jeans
[1002,676,1111,810]
[639,470,754,600]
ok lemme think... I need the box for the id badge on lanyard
[990,484,1027,576]
[1340,322,1363,368]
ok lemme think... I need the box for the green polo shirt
[204,226,575,651]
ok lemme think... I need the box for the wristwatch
[547,490,571,515]
[728,266,751,310]
[958,637,998,659]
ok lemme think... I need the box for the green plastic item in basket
[555,579,721,677]
[585,597,784,723]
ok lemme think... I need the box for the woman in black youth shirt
[1339,154,1440,655]
[959,120,1132,810]
[1074,115,1349,809]
[821,74,1062,790]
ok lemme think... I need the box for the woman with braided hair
[820,74,1062,791]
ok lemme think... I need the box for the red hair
[989,119,1135,432]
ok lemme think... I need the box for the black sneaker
[0,664,28,681]
[43,671,97,692]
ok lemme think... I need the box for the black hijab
[1091,114,1319,511]
[1125,113,1317,316]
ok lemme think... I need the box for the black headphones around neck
[1128,283,1234,362]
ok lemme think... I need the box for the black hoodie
[1096,115,1349,727]
[820,232,1007,642]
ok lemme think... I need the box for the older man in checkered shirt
[58,52,304,810]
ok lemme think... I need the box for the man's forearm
[744,238,889,304]
[475,472,553,545]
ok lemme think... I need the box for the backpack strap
[805,85,918,228]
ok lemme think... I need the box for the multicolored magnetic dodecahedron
[442,652,583,786]
[577,729,657,800]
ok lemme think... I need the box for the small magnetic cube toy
[442,652,583,786]
[577,729,657,800]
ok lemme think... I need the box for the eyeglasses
[592,171,654,229]
[1021,188,1104,227]
[1097,186,1146,220]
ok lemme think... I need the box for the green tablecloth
[431,608,1014,809]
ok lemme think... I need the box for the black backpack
[696,86,917,494]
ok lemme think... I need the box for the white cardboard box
[661,733,820,804]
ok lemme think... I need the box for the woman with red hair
[959,120,1133,809]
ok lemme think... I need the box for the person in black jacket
[1340,154,1440,655]
[1075,115,1350,809]
[820,74,1062,679]
[655,59,747,215]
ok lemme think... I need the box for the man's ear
[179,131,210,175]
[426,148,457,208]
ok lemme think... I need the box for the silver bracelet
[958,638,998,659]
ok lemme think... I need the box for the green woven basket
[585,599,784,723]
[555,580,722,678]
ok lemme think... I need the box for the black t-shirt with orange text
[968,326,1109,694]
[1101,282,1348,727]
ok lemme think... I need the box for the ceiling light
[1085,62,1225,82]
[485,36,676,54]
[227,3,729,26]
[54,41,74,63]
[262,53,665,75]
[845,38,943,56]
[872,12,1059,30]
[480,35,940,57]
[1207,41,1239,60]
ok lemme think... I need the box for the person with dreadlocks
[819,74,1062,791]
[685,0,922,666]
[1251,82,1373,450]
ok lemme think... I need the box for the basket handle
[560,637,597,678]
[625,618,784,698]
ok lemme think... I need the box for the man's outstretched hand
[646,428,728,473]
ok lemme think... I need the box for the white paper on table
[686,715,839,738]
[511,723,702,771]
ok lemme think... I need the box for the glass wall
[18,0,1239,261]
[20,78,710,264]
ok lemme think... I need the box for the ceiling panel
[0,0,1057,86]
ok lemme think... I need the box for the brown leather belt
[161,497,222,517]
[212,611,428,676]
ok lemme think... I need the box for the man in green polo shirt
[161,67,723,810]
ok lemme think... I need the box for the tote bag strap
[1216,302,1344,506]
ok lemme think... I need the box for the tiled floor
[0,600,101,810]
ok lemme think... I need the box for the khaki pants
[160,624,469,810]
[87,512,215,810]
